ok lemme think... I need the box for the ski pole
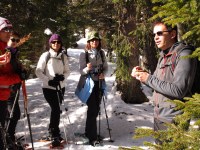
[102,94,114,142]
[6,89,19,133]
[5,88,21,149]
[58,83,71,125]
[22,80,34,150]
[55,86,67,141]
[98,79,102,142]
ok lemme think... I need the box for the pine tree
[119,0,200,149]
[129,94,200,150]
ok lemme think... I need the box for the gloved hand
[48,80,59,87]
[54,74,65,81]
[20,69,29,80]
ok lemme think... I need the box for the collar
[159,42,180,57]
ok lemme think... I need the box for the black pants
[7,83,21,141]
[85,81,102,142]
[0,101,8,150]
[43,87,65,138]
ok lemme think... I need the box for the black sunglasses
[153,31,171,37]
[1,27,13,33]
[51,41,61,44]
[11,38,20,43]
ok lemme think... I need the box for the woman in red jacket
[0,17,21,150]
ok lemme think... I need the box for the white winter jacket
[35,48,70,90]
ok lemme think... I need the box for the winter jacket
[146,42,197,123]
[79,49,108,81]
[0,41,21,100]
[35,48,70,90]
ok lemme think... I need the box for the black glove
[20,69,29,80]
[48,80,59,87]
[54,74,65,81]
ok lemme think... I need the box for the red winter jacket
[0,41,21,100]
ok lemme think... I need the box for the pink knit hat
[0,17,12,31]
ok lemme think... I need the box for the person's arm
[79,52,90,75]
[146,49,196,99]
[35,53,50,82]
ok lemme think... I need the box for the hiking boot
[58,136,66,144]
[51,137,61,147]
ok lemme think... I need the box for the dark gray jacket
[146,42,197,123]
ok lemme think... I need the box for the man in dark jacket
[131,22,197,137]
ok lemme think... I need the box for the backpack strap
[171,52,177,72]
[61,54,65,65]
[99,49,105,64]
[85,51,89,64]
[45,52,50,66]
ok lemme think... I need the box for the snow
[16,38,154,149]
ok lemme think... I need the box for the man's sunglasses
[11,38,20,43]
[1,27,13,33]
[153,31,171,37]
[51,41,61,44]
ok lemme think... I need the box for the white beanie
[0,17,12,31]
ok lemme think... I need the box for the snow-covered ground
[16,38,154,149]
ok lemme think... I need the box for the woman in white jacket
[35,34,70,147]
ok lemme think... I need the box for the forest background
[0,0,199,104]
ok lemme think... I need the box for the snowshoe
[89,140,103,147]
[49,137,64,149]
[39,135,52,142]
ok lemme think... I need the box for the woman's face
[50,40,61,52]
[89,38,99,49]
[7,35,20,48]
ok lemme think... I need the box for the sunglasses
[153,31,171,37]
[1,27,13,33]
[51,41,61,44]
[11,38,20,43]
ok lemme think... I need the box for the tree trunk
[115,2,148,104]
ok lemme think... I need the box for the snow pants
[43,87,65,138]
[85,81,102,142]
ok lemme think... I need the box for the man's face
[0,28,12,43]
[153,24,176,51]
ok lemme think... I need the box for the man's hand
[131,66,149,83]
